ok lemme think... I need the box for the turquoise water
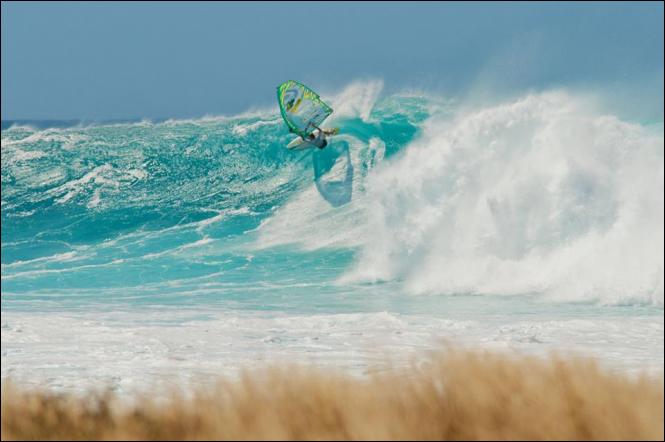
[2,86,663,390]
[1,95,423,312]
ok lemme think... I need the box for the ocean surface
[2,82,663,393]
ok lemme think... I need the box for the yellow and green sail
[276,80,333,138]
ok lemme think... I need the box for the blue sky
[2,1,663,120]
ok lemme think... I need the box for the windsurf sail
[277,80,333,138]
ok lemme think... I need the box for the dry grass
[2,350,663,441]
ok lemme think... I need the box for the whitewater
[2,82,663,393]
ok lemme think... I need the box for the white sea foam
[0,130,88,151]
[342,91,664,306]
[1,308,662,394]
[0,252,80,270]
[40,163,148,207]
[231,119,280,136]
